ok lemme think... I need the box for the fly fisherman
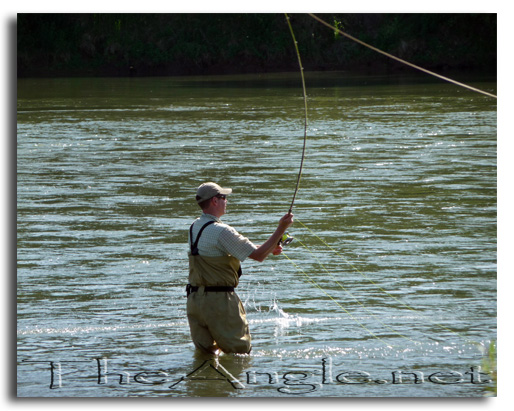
[187,182,294,354]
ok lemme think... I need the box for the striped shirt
[188,213,257,262]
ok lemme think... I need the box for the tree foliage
[17,13,496,77]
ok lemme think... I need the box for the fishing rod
[271,14,307,249]
[285,14,308,215]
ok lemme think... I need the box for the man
[186,182,294,354]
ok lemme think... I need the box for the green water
[17,72,496,397]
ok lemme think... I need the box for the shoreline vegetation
[17,13,496,79]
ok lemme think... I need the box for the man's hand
[248,213,293,262]
[279,213,294,230]
[272,245,283,255]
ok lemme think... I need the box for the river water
[17,72,497,397]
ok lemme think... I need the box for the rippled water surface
[17,73,497,397]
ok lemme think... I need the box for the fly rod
[285,14,308,215]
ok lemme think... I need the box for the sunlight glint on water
[17,73,496,397]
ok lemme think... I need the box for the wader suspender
[186,220,242,297]
[189,220,215,256]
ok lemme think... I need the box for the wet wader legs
[186,290,251,354]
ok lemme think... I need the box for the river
[17,72,497,397]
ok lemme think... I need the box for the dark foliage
[17,13,497,77]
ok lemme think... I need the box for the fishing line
[295,218,481,346]
[281,251,394,348]
[285,14,308,214]
[309,13,497,99]
[292,237,421,345]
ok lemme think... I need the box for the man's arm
[249,213,294,262]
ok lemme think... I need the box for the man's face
[213,194,227,215]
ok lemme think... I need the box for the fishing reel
[279,232,294,246]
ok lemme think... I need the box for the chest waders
[185,220,251,354]
[186,220,242,296]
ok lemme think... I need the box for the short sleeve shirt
[188,213,257,262]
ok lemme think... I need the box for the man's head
[196,182,232,213]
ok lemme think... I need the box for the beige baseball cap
[195,182,232,203]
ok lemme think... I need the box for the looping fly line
[308,13,497,99]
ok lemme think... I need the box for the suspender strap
[189,220,216,256]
